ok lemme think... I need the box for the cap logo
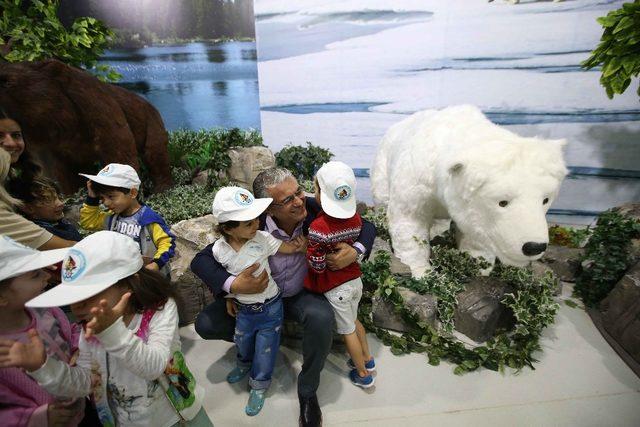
[333,185,352,201]
[234,190,254,206]
[98,165,113,176]
[62,249,87,282]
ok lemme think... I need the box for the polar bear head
[444,136,567,266]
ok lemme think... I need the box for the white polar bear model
[371,105,567,278]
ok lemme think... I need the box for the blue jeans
[234,296,283,390]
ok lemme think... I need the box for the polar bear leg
[457,231,496,275]
[388,203,432,278]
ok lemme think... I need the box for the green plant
[275,142,333,181]
[361,206,390,242]
[168,128,263,176]
[360,247,560,375]
[548,225,591,248]
[0,0,120,82]
[145,184,220,225]
[582,1,640,99]
[574,211,640,307]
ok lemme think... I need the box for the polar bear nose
[522,242,547,256]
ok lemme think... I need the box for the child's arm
[306,231,327,274]
[0,330,93,398]
[79,182,110,231]
[278,235,307,254]
[97,299,179,381]
[146,222,176,270]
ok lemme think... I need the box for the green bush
[168,128,263,176]
[360,247,559,375]
[275,142,333,181]
[574,211,640,307]
[0,0,120,82]
[582,1,640,99]
[145,184,219,225]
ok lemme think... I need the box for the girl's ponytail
[120,268,180,313]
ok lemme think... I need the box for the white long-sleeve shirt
[29,298,191,427]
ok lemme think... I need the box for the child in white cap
[304,161,375,388]
[79,163,175,277]
[211,186,306,416]
[0,236,84,426]
[0,231,213,427]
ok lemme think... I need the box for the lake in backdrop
[98,41,261,131]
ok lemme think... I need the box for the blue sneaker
[227,366,250,384]
[347,357,376,372]
[349,369,375,388]
[245,389,266,416]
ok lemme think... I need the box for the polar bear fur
[371,105,567,277]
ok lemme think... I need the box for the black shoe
[299,394,322,427]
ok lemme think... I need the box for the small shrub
[275,142,333,181]
[548,225,591,248]
[361,206,390,242]
[582,1,640,99]
[145,184,218,225]
[168,128,263,174]
[574,211,640,307]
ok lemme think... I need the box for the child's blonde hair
[0,149,22,210]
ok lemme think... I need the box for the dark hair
[0,108,44,193]
[215,220,240,239]
[10,176,61,205]
[91,181,133,197]
[117,268,179,313]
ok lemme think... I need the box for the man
[190,167,376,426]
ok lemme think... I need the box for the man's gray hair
[253,167,295,199]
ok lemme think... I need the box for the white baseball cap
[317,161,357,219]
[0,236,68,282]
[211,186,272,223]
[79,163,141,190]
[26,231,143,307]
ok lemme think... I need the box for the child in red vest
[304,161,375,388]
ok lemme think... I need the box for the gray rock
[599,260,640,364]
[610,203,640,264]
[539,245,584,283]
[530,261,563,295]
[226,146,276,190]
[371,287,438,333]
[370,237,412,276]
[454,277,515,343]
[170,215,217,326]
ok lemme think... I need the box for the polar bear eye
[543,197,549,205]
[499,200,509,207]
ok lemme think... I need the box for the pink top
[0,307,83,427]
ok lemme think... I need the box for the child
[12,176,82,241]
[304,161,375,388]
[211,186,306,416]
[0,231,212,426]
[0,236,84,426]
[79,163,175,277]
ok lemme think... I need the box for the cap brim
[78,173,138,189]
[4,248,68,281]
[321,197,356,219]
[26,280,114,308]
[223,198,273,222]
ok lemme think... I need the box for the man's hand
[230,264,269,294]
[292,235,308,253]
[85,292,131,338]
[326,242,358,270]
[0,329,46,372]
[226,299,238,317]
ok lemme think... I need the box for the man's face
[266,177,307,224]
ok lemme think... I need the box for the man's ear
[0,294,8,307]
[130,188,139,198]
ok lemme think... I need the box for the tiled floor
[182,286,640,426]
